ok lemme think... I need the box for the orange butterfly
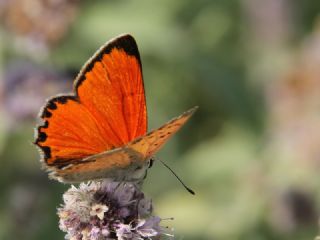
[34,34,197,183]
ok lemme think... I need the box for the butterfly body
[34,34,197,183]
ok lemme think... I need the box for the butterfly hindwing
[50,146,147,183]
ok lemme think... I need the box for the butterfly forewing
[35,35,147,167]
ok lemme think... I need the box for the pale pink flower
[58,181,169,240]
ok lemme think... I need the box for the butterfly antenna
[157,158,195,195]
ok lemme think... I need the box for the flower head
[90,204,109,220]
[58,181,169,240]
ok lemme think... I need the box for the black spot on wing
[34,121,48,145]
[42,121,49,128]
[55,96,70,104]
[47,101,57,110]
[40,95,76,118]
[36,132,47,143]
[41,109,52,118]
[41,146,51,161]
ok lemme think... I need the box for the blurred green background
[1,0,320,239]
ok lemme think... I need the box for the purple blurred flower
[58,181,169,240]
[2,60,70,127]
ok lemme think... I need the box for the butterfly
[34,34,197,183]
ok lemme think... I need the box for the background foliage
[1,0,320,239]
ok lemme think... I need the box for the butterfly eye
[148,159,154,168]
